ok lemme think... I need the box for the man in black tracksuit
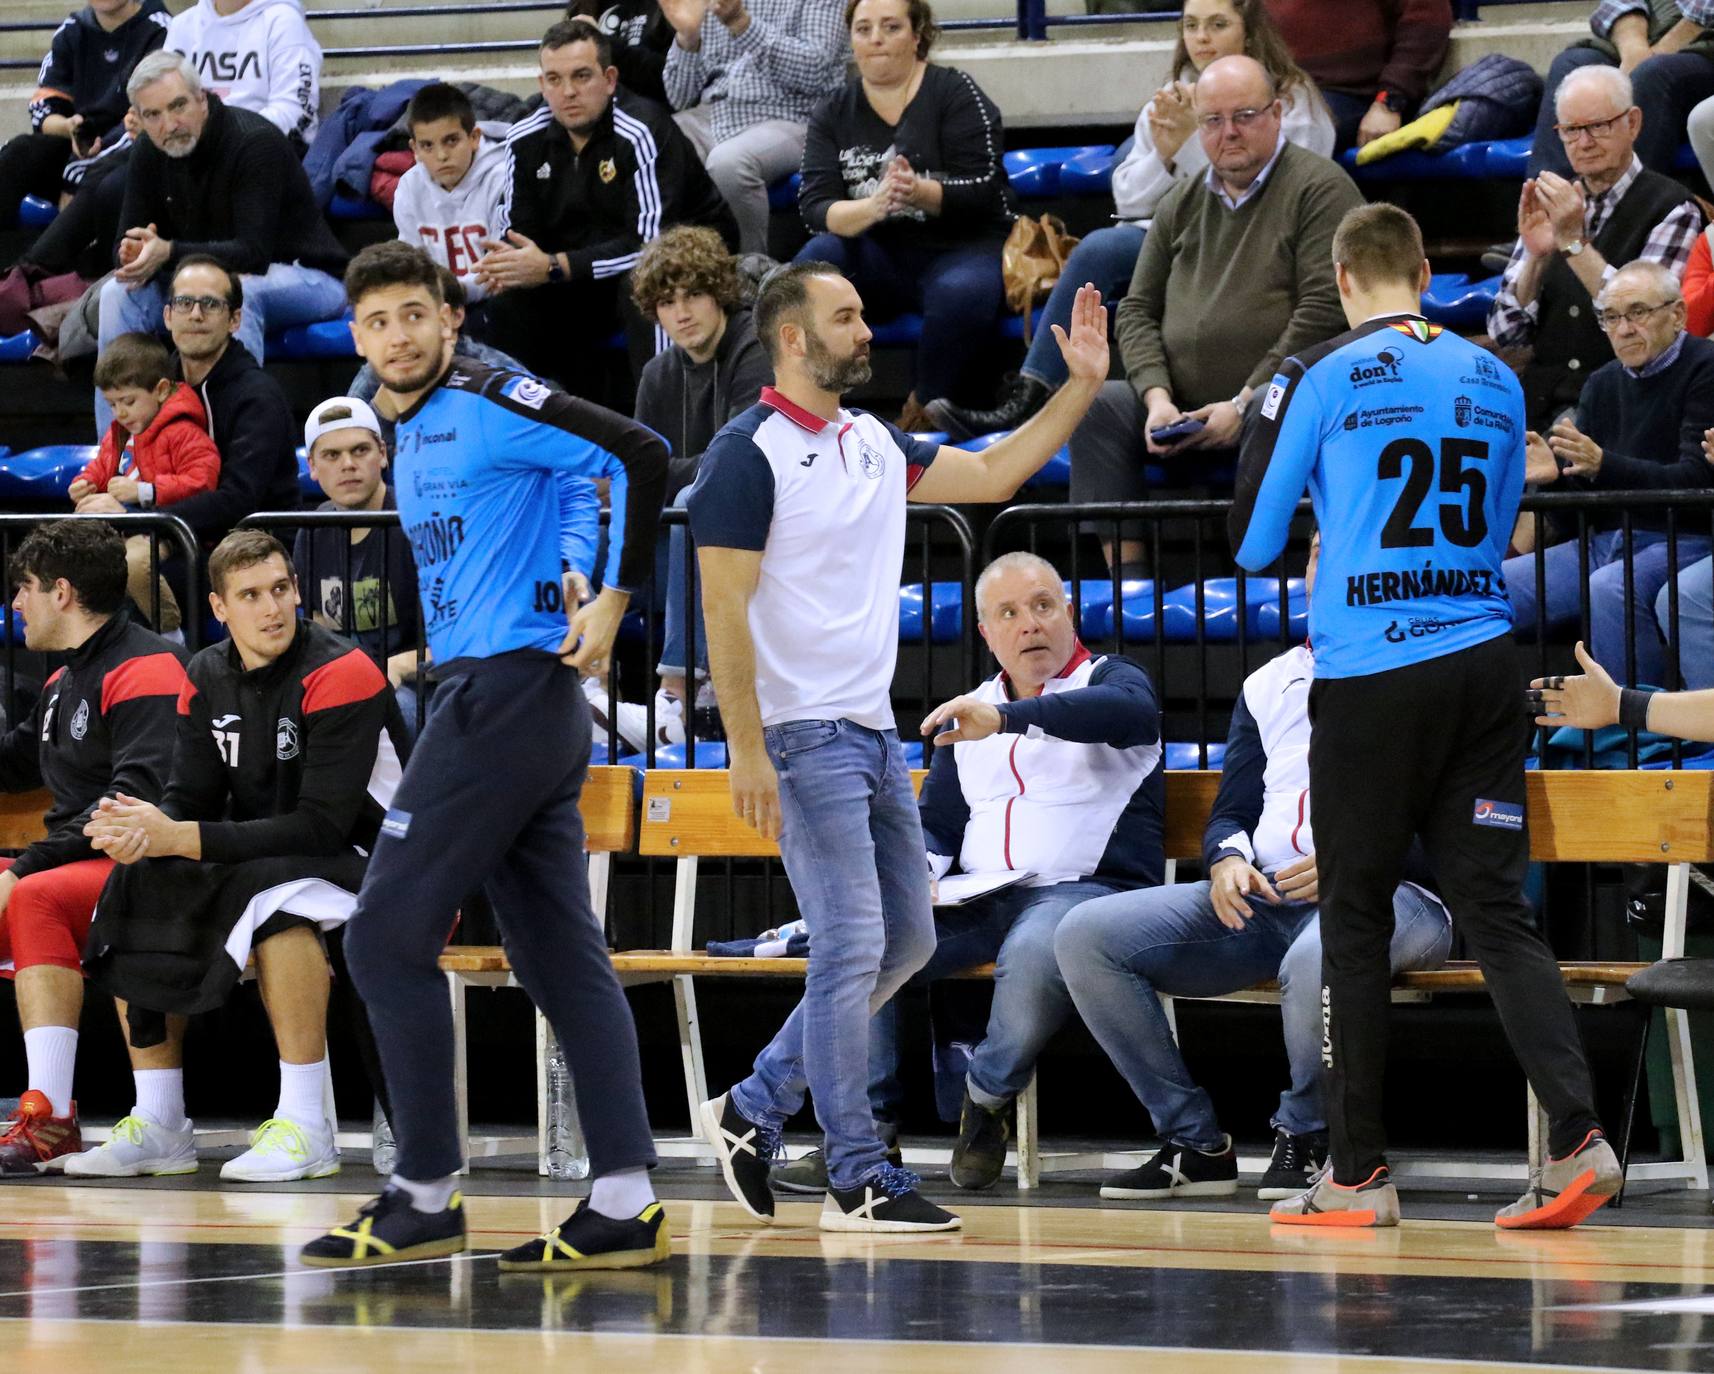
[479,17,738,396]
[78,532,403,1185]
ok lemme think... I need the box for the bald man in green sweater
[1068,55,1362,573]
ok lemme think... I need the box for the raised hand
[1530,641,1620,730]
[1050,282,1108,386]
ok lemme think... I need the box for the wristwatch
[546,254,566,284]
[1563,238,1586,257]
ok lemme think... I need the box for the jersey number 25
[1378,436,1489,550]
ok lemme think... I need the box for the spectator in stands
[75,332,224,633]
[392,83,513,317]
[0,0,168,231]
[0,521,187,1177]
[1659,554,1714,687]
[776,551,1166,1195]
[1530,2,1714,180]
[480,19,739,396]
[76,256,299,546]
[930,0,1332,439]
[1506,260,1714,686]
[568,1,675,103]
[661,0,848,254]
[1054,533,1453,1202]
[165,0,323,153]
[74,530,406,1183]
[1067,54,1360,575]
[1490,65,1704,433]
[1263,0,1450,150]
[293,397,424,733]
[628,225,769,742]
[94,52,348,435]
[796,0,1014,428]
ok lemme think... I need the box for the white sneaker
[63,1112,198,1177]
[582,679,654,754]
[652,688,686,746]
[220,1117,340,1182]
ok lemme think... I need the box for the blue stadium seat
[1003,146,1115,199]
[327,191,390,221]
[997,308,1046,341]
[1421,273,1501,331]
[1062,579,1131,641]
[0,330,41,363]
[1160,577,1305,643]
[1247,580,1308,639]
[1165,741,1226,770]
[18,195,57,228]
[0,445,97,499]
[268,314,357,360]
[868,313,924,346]
[295,446,323,501]
[1641,745,1714,771]
[1338,139,1489,182]
[898,582,965,643]
[767,171,802,212]
[1059,146,1120,197]
[1080,578,1158,642]
[1482,136,1529,178]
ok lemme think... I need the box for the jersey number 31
[1378,436,1489,550]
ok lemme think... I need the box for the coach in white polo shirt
[688,261,1111,1233]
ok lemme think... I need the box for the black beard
[382,353,447,396]
[803,331,872,393]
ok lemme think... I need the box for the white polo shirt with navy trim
[687,385,939,731]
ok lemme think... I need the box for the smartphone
[1149,417,1206,445]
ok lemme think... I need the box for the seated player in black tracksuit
[74,530,406,1185]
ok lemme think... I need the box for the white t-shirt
[687,386,938,731]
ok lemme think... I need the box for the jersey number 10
[1378,436,1490,550]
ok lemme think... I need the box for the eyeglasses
[1594,299,1676,331]
[168,294,230,316]
[1554,109,1633,143]
[1197,106,1272,133]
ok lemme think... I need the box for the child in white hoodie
[165,0,321,150]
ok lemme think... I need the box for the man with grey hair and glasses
[93,49,347,434]
[1489,63,1702,432]
[1505,258,1714,686]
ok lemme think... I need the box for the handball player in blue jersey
[301,242,672,1271]
[1230,204,1618,1231]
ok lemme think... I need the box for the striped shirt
[663,0,848,143]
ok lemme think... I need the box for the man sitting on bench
[70,530,405,1183]
[779,550,1167,1193]
[1053,532,1453,1201]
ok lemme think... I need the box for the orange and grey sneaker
[1269,1165,1400,1227]
[1495,1130,1621,1230]
[0,1091,83,1177]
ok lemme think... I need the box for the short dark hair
[9,519,128,616]
[754,261,844,364]
[844,0,939,59]
[344,240,444,310]
[94,332,173,393]
[540,16,612,67]
[207,529,293,598]
[631,225,742,316]
[406,81,476,134]
[171,253,242,312]
[1332,203,1427,293]
[435,262,467,313]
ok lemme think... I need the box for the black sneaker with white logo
[699,1092,779,1223]
[1099,1136,1238,1200]
[820,1164,962,1233]
[1257,1127,1329,1201]
[949,1090,1010,1191]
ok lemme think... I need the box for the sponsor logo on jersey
[276,718,300,760]
[1472,798,1524,831]
[1260,376,1287,420]
[415,429,457,449]
[598,157,617,184]
[1347,403,1424,431]
[1454,394,1473,427]
[70,699,89,740]
[381,808,412,840]
[536,162,552,180]
[1349,348,1404,387]
[501,376,553,410]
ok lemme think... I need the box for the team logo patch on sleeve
[501,376,553,410]
[1260,376,1289,420]
[1472,798,1523,830]
[380,809,412,840]
[276,718,301,760]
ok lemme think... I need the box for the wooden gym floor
[4,1156,1714,1373]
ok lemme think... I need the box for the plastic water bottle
[545,1029,590,1180]
[370,1100,396,1175]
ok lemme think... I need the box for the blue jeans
[656,488,707,679]
[1529,46,1714,178]
[95,261,346,433]
[728,720,936,1191]
[1019,224,1145,390]
[1504,530,1711,687]
[868,878,1117,1122]
[795,232,1004,403]
[1658,554,1714,690]
[1054,880,1452,1149]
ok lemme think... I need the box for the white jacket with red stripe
[916,647,1165,891]
[1204,643,1313,875]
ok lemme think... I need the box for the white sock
[275,1058,328,1133]
[132,1068,186,1132]
[23,1026,78,1118]
[391,1173,458,1214]
[588,1166,655,1221]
